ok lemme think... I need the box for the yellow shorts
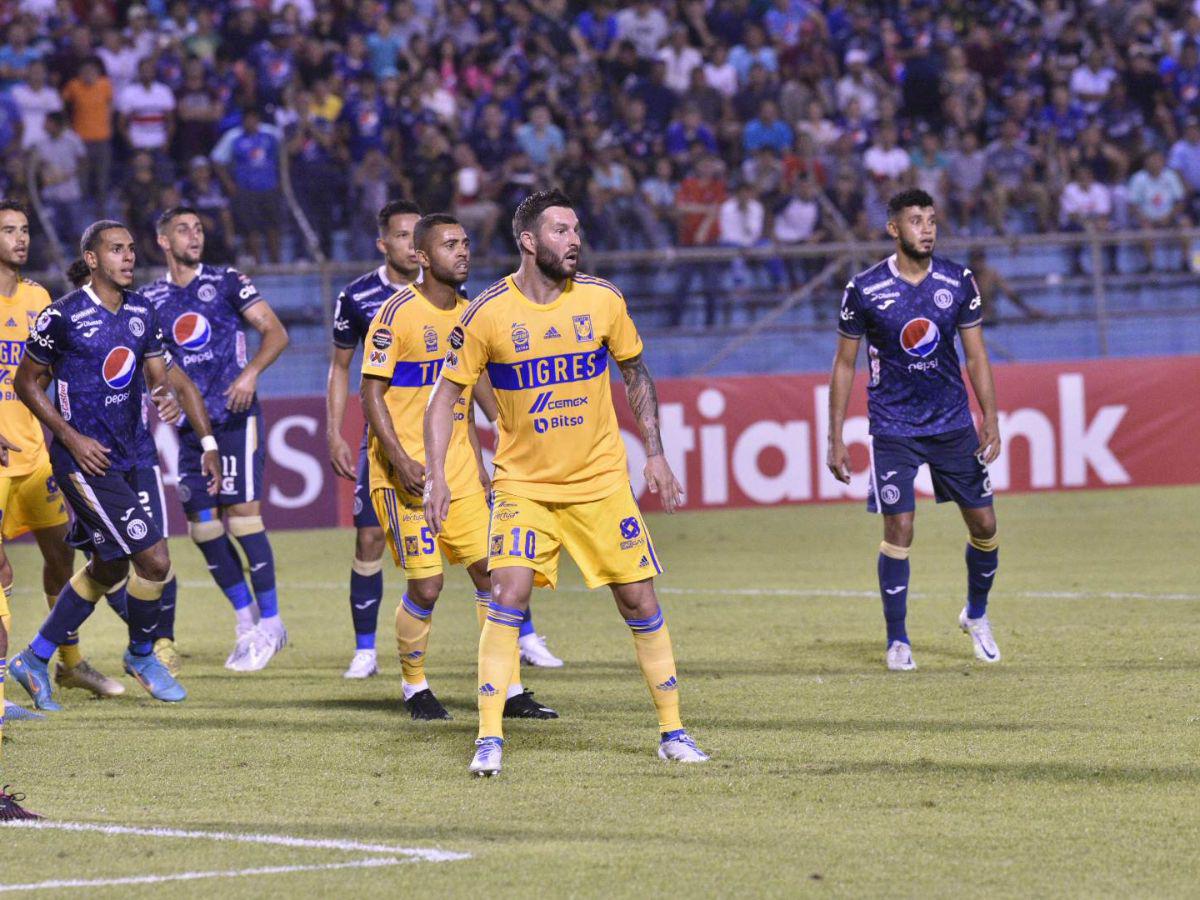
[372,487,489,581]
[488,483,663,590]
[0,456,69,544]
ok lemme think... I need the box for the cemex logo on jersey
[102,346,136,390]
[173,312,212,351]
[900,318,940,359]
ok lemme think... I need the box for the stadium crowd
[2,0,1199,268]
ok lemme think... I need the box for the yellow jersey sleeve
[0,281,52,476]
[603,284,644,362]
[360,294,409,382]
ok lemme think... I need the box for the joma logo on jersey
[528,391,589,414]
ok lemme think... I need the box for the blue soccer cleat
[3,700,47,722]
[123,650,187,702]
[9,649,62,711]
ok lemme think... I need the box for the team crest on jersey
[102,346,137,389]
[572,315,593,343]
[173,312,211,350]
[197,283,217,302]
[880,484,901,506]
[423,325,438,353]
[490,534,505,556]
[933,288,954,310]
[511,323,530,352]
[404,535,419,556]
[900,317,940,358]
[128,316,145,337]
[127,518,148,541]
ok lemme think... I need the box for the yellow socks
[477,601,522,739]
[396,594,433,686]
[627,608,684,733]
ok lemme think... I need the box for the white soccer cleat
[886,640,916,671]
[658,731,710,763]
[469,737,503,777]
[959,609,1001,662]
[238,619,288,672]
[518,633,564,668]
[343,649,379,679]
[224,625,256,671]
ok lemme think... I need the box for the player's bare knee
[491,575,531,610]
[612,578,659,619]
[465,560,491,593]
[132,543,172,583]
[355,527,385,561]
[0,552,12,589]
[883,515,914,548]
[964,507,997,541]
[89,557,129,587]
[406,575,442,608]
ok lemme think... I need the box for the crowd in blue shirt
[0,0,1198,265]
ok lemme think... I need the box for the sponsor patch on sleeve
[448,325,464,349]
[371,328,394,350]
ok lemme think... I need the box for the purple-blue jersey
[25,286,165,472]
[837,254,983,437]
[142,264,263,431]
[332,266,408,350]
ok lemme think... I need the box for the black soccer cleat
[503,689,559,720]
[404,688,452,720]
[0,785,42,821]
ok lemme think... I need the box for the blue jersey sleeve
[837,281,866,338]
[332,290,356,348]
[143,306,166,358]
[958,267,983,329]
[226,269,264,314]
[25,306,66,366]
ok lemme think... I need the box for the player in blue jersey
[827,189,1003,671]
[7,220,220,709]
[144,207,290,672]
[326,199,421,679]
[327,200,564,677]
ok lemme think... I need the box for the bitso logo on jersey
[173,312,212,351]
[102,346,136,389]
[900,317,940,358]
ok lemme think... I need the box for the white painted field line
[190,581,1198,602]
[0,857,409,893]
[0,820,469,862]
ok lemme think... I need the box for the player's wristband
[200,435,219,454]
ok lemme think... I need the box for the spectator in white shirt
[32,112,88,240]
[10,59,61,149]
[836,48,885,119]
[1060,165,1112,230]
[772,177,826,287]
[719,181,765,247]
[117,57,176,163]
[97,28,143,96]
[615,1,669,59]
[657,26,702,94]
[863,124,911,182]
[1128,150,1191,269]
[703,44,739,99]
[1069,48,1117,116]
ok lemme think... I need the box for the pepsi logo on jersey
[173,312,212,351]
[900,317,940,358]
[102,346,136,390]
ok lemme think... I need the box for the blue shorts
[177,415,266,515]
[867,425,994,516]
[353,428,379,529]
[57,462,166,562]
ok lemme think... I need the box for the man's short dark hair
[887,189,936,218]
[511,189,574,245]
[156,205,200,234]
[377,199,422,234]
[0,199,28,218]
[80,219,128,256]
[413,213,461,252]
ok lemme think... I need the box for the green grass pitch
[1,486,1198,897]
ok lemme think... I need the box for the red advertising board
[147,356,1200,531]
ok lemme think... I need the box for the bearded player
[362,213,558,722]
[425,191,708,776]
[827,188,1002,671]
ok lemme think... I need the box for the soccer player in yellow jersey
[361,213,558,721]
[0,202,123,738]
[425,190,709,776]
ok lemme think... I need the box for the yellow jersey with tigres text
[0,280,51,476]
[360,284,481,500]
[441,273,644,503]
